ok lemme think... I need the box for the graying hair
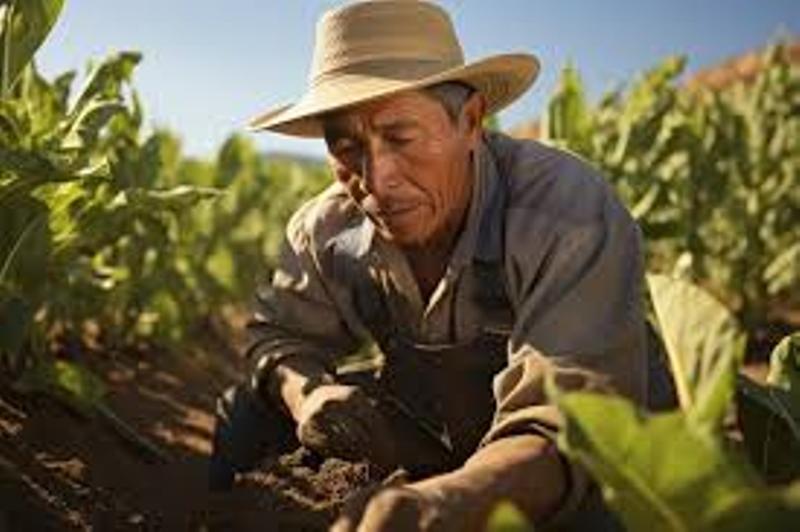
[423,81,476,123]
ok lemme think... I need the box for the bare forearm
[413,434,567,530]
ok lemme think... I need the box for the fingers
[297,384,397,468]
[332,486,428,532]
[298,402,368,459]
[330,482,383,532]
[358,489,424,532]
[334,394,398,470]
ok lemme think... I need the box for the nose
[361,142,398,201]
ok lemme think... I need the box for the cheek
[418,144,466,209]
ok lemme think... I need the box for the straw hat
[249,0,539,137]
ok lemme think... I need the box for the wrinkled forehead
[321,89,442,138]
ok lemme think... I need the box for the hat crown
[310,0,465,85]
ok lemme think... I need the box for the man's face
[323,90,483,248]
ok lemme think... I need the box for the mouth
[383,203,419,217]
[363,199,420,219]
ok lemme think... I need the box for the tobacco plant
[543,43,800,333]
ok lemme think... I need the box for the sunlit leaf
[60,99,127,149]
[127,184,222,212]
[70,51,141,115]
[647,274,746,428]
[0,0,65,93]
[555,391,761,532]
[767,332,800,396]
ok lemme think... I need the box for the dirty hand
[296,384,396,470]
[330,481,459,532]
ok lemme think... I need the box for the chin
[379,214,443,248]
[389,228,441,249]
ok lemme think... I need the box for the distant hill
[509,39,800,140]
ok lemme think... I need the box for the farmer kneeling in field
[210,1,659,530]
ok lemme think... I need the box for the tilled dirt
[0,349,378,531]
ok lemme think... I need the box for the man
[211,1,653,530]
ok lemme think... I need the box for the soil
[0,347,378,531]
[1,312,796,531]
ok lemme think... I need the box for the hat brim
[248,53,539,138]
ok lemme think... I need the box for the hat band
[310,57,462,89]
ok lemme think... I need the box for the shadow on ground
[0,347,373,531]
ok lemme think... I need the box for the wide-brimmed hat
[249,0,539,137]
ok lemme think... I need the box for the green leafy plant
[543,43,800,334]
[549,275,800,531]
[0,0,64,95]
[647,273,746,427]
[0,1,331,381]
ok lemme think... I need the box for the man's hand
[296,384,396,470]
[330,434,569,532]
[331,471,456,532]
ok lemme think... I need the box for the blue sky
[38,1,798,159]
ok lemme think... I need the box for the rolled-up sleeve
[245,197,360,380]
[482,151,649,516]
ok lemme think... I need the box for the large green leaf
[555,391,761,532]
[647,274,746,428]
[0,0,65,94]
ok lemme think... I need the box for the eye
[331,138,355,155]
[329,138,363,164]
[387,135,414,148]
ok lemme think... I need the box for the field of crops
[1,1,799,530]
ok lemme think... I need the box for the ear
[461,91,486,149]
